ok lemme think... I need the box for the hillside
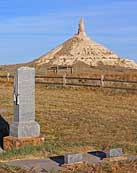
[33,19,137,69]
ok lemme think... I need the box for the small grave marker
[64,153,83,164]
[105,148,123,158]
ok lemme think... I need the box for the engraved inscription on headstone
[10,67,40,138]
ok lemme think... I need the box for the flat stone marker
[10,67,40,138]
[7,159,66,172]
[64,153,83,164]
[105,148,123,158]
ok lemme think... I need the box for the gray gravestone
[105,148,123,158]
[64,153,83,164]
[10,67,40,138]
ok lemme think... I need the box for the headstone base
[10,121,40,138]
[3,136,44,150]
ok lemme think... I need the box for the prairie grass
[62,160,137,173]
[0,163,22,173]
[1,80,137,159]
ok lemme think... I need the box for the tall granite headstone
[10,67,40,138]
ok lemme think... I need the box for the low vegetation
[1,160,137,173]
[0,163,23,173]
[62,160,137,173]
[0,77,137,160]
[1,73,137,172]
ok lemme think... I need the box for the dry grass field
[62,160,137,173]
[1,161,137,173]
[1,78,137,159]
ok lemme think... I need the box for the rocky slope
[33,19,137,69]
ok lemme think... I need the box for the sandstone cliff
[33,19,137,69]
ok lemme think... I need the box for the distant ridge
[30,19,137,69]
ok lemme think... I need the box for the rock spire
[77,18,86,37]
[32,18,137,69]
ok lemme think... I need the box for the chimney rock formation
[33,19,137,69]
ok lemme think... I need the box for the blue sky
[0,0,137,65]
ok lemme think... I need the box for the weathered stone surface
[10,67,40,138]
[4,136,44,150]
[10,122,40,138]
[77,18,86,37]
[64,153,83,164]
[105,148,123,158]
[0,115,9,148]
[7,159,65,172]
